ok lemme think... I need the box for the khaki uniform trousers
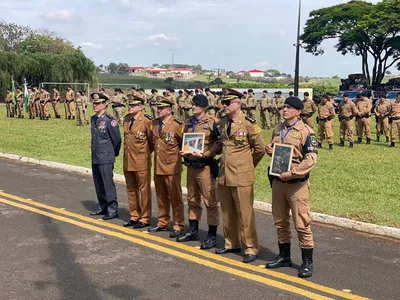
[218,184,258,255]
[317,120,334,144]
[272,180,314,248]
[150,105,158,119]
[154,174,184,231]
[84,107,89,124]
[357,117,371,139]
[66,101,75,118]
[17,101,24,117]
[124,169,152,224]
[376,117,389,138]
[44,102,51,117]
[390,120,400,142]
[301,116,314,129]
[39,101,45,117]
[187,166,219,226]
[76,104,85,125]
[178,108,186,122]
[260,110,272,129]
[6,102,14,117]
[28,102,35,118]
[339,119,354,142]
[247,109,256,120]
[34,100,41,116]
[52,101,60,117]
[113,107,125,125]
[275,109,283,124]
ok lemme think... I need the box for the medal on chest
[234,131,246,146]
[164,132,174,144]
[136,131,146,140]
[98,121,106,133]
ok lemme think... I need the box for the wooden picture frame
[181,133,205,153]
[269,143,294,177]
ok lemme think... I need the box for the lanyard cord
[281,119,299,142]
[192,113,205,132]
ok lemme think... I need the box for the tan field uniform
[216,96,225,120]
[390,99,400,142]
[52,90,61,118]
[356,98,372,139]
[275,96,285,124]
[123,111,153,224]
[246,94,257,120]
[83,95,89,124]
[183,113,221,225]
[65,90,75,119]
[218,112,265,255]
[183,94,194,120]
[149,92,159,119]
[40,91,51,118]
[28,92,36,118]
[301,99,317,129]
[112,93,127,125]
[328,97,336,131]
[317,101,335,145]
[177,94,186,121]
[374,99,391,139]
[259,95,273,129]
[269,121,317,248]
[166,94,178,116]
[207,93,217,117]
[75,94,87,125]
[241,95,248,112]
[16,92,24,118]
[150,115,184,231]
[338,100,358,142]
[5,91,14,117]
[34,90,41,116]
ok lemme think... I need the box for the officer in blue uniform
[89,93,122,220]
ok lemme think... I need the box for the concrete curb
[1,152,399,240]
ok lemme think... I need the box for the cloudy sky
[1,0,387,77]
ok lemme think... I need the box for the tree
[108,62,118,74]
[265,69,281,77]
[165,77,174,89]
[386,70,392,75]
[301,0,400,87]
[19,32,74,54]
[243,72,251,80]
[152,63,160,67]
[0,20,32,52]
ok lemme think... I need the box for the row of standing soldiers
[5,86,89,125]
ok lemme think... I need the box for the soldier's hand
[179,151,190,157]
[265,143,274,155]
[190,151,203,159]
[279,171,292,181]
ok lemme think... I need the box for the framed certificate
[181,133,205,153]
[269,143,294,176]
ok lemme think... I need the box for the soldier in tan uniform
[328,93,337,131]
[51,88,61,119]
[215,88,265,264]
[28,87,38,119]
[177,90,186,121]
[240,91,248,112]
[215,91,225,120]
[389,93,400,147]
[149,89,159,119]
[317,94,335,150]
[374,96,391,143]
[76,91,87,126]
[111,88,128,125]
[300,92,317,129]
[259,90,273,129]
[122,94,153,229]
[39,87,51,120]
[34,87,41,117]
[148,97,185,238]
[177,94,221,249]
[65,86,76,120]
[5,89,14,118]
[338,92,358,148]
[183,90,194,121]
[205,88,217,117]
[165,88,178,116]
[16,88,24,118]
[99,88,111,100]
[275,91,285,124]
[265,96,318,278]
[246,89,257,120]
[356,91,372,144]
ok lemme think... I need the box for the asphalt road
[0,158,399,300]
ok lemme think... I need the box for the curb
[1,152,399,240]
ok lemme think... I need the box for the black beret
[277,91,282,95]
[205,88,210,92]
[114,88,120,92]
[243,91,248,95]
[151,89,157,93]
[304,92,309,96]
[192,94,208,107]
[263,90,268,93]
[285,96,304,110]
[195,89,199,93]
[321,94,329,100]
[248,89,253,93]
[289,91,294,96]
[360,90,369,97]
[178,90,183,94]
[131,87,137,90]
[343,92,349,97]
[216,91,224,96]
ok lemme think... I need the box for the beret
[284,96,304,110]
[193,94,208,107]
[304,92,309,96]
[343,92,349,97]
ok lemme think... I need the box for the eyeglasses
[221,100,232,106]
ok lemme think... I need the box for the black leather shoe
[123,220,137,227]
[215,248,241,254]
[169,230,182,238]
[133,222,150,229]
[176,231,199,242]
[148,226,168,233]
[200,236,217,249]
[102,213,119,220]
[243,254,257,263]
[266,243,292,269]
[90,209,107,216]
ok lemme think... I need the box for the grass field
[0,105,399,227]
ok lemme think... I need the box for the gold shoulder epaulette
[174,117,183,125]
[245,116,256,123]
[145,113,153,120]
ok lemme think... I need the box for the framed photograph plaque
[181,133,205,153]
[269,143,294,176]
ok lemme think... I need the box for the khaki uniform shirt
[123,111,153,172]
[241,96,248,109]
[184,95,193,109]
[53,90,60,101]
[207,93,216,108]
[218,111,265,187]
[150,115,183,175]
[301,99,317,115]
[177,95,185,107]
[29,92,35,103]
[113,93,128,105]
[356,99,372,116]
[34,90,40,101]
[6,92,12,102]
[150,93,159,105]
[260,96,273,111]
[76,95,86,106]
[66,90,75,101]
[318,101,335,119]
[40,91,50,102]
[246,94,257,109]
[270,120,318,179]
[390,100,400,118]
[339,100,358,118]
[374,99,391,117]
[276,96,285,110]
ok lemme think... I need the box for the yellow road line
[0,191,371,300]
[0,197,332,300]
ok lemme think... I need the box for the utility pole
[217,68,220,88]
[172,53,174,69]
[294,0,302,97]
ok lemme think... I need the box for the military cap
[131,87,137,90]
[321,94,329,100]
[195,89,199,94]
[114,88,122,92]
[156,96,174,108]
[151,89,157,93]
[289,91,294,96]
[263,90,268,93]
[343,92,349,97]
[192,94,208,107]
[285,96,304,110]
[178,90,183,94]
[221,88,243,101]
[91,92,109,103]
[248,89,253,93]
[277,91,282,95]
[216,91,224,96]
[304,92,309,96]
[243,91,248,95]
[139,88,145,92]
[127,94,145,105]
[360,90,369,97]
[205,87,210,92]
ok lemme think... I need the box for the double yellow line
[0,191,370,300]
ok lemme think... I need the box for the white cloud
[145,33,180,47]
[279,30,286,36]
[80,42,103,49]
[117,0,132,8]
[45,9,75,21]
[254,61,269,69]
[157,7,171,13]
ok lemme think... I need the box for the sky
[1,0,388,77]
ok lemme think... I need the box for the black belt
[150,103,157,106]
[278,107,284,110]
[112,104,125,108]
[357,115,370,119]
[392,117,400,120]
[301,113,312,118]
[319,118,329,122]
[340,116,353,121]
[275,174,309,184]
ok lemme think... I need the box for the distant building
[170,68,193,75]
[248,69,264,78]
[238,70,247,76]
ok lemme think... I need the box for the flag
[23,81,29,112]
[11,79,17,106]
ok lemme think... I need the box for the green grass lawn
[0,105,399,227]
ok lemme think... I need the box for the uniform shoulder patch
[245,116,256,123]
[110,120,118,127]
[174,118,183,125]
[253,124,262,134]
[304,133,318,154]
[144,113,153,120]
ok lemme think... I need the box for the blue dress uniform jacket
[91,112,122,164]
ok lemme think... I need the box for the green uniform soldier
[149,89,159,119]
[374,96,391,142]
[389,93,400,147]
[300,92,317,129]
[355,91,372,144]
[165,88,178,116]
[183,90,194,121]
[111,88,128,126]
[76,91,87,126]
[338,92,358,148]
[205,88,217,117]
[259,90,273,129]
[265,96,318,278]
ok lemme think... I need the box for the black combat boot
[72,116,75,120]
[356,138,362,144]
[176,220,199,242]
[317,142,322,149]
[389,142,395,147]
[349,142,354,148]
[56,114,61,119]
[328,144,333,151]
[339,140,344,147]
[266,243,292,269]
[386,137,389,143]
[298,248,314,278]
[68,116,71,120]
[376,136,380,142]
[200,225,218,249]
[366,138,371,144]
